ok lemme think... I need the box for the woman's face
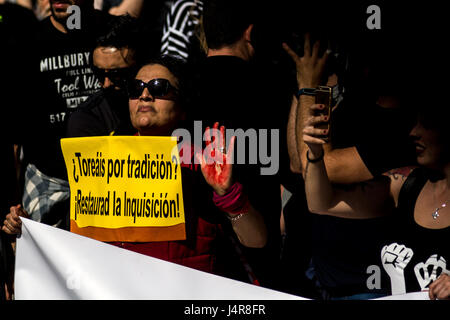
[410,121,446,169]
[129,64,183,136]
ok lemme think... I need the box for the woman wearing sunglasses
[127,58,185,137]
[118,55,267,282]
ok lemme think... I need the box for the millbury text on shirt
[40,52,91,72]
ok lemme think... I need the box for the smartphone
[314,86,331,141]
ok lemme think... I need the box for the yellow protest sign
[60,136,185,242]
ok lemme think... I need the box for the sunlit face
[410,121,446,169]
[129,64,184,136]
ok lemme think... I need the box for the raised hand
[196,122,236,196]
[282,33,330,89]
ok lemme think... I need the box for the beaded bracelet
[226,213,245,222]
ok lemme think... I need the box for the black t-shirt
[331,98,417,174]
[191,55,292,289]
[22,11,112,180]
[66,89,134,137]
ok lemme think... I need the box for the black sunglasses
[127,78,179,100]
[92,66,135,85]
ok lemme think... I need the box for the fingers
[318,48,330,69]
[2,205,29,235]
[429,274,450,300]
[12,204,29,219]
[203,123,221,164]
[303,126,328,143]
[309,104,330,126]
[283,34,329,61]
[304,112,329,128]
[219,125,225,153]
[18,204,30,218]
[212,122,219,144]
[282,42,299,62]
[303,33,311,57]
[204,126,211,148]
[10,205,21,220]
[435,284,450,300]
[304,124,329,138]
[204,125,217,159]
[203,122,235,168]
[305,33,331,64]
[310,103,328,112]
[302,107,329,146]
[2,220,18,235]
[428,274,441,300]
[325,39,333,59]
[2,214,21,235]
[311,39,320,59]
[213,122,225,155]
[308,115,330,128]
[304,33,322,58]
[303,135,326,146]
[226,135,236,164]
[205,122,227,152]
[204,122,220,148]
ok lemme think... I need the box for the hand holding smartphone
[314,86,331,142]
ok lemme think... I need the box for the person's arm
[302,112,403,219]
[286,95,302,173]
[108,0,144,17]
[283,37,374,184]
[283,34,327,174]
[221,197,267,249]
[196,123,267,248]
[16,0,32,9]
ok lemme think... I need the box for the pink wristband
[213,182,250,215]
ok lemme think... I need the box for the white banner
[14,218,430,300]
[373,291,429,300]
[15,218,306,300]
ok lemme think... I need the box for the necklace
[432,199,450,220]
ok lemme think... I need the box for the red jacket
[110,216,222,273]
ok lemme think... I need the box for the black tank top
[383,168,450,293]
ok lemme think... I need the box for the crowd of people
[0,0,448,301]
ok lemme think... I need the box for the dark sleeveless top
[381,168,450,294]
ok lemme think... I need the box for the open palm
[196,122,236,196]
